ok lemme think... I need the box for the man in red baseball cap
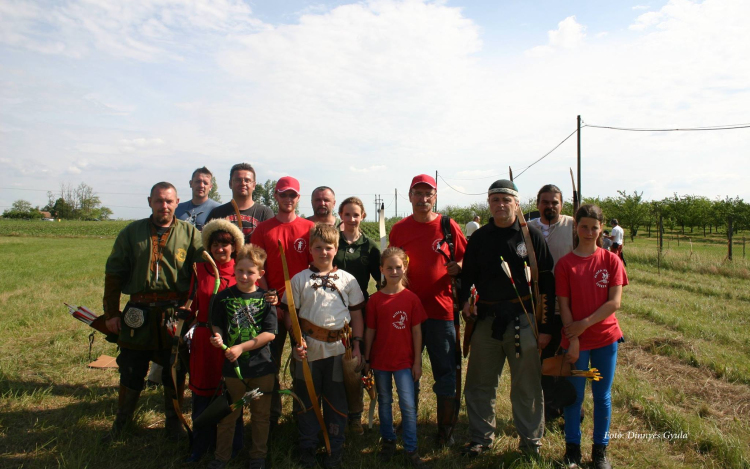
[251,176,314,428]
[388,173,467,446]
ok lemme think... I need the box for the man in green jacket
[102,181,204,442]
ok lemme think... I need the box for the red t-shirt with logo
[250,216,314,296]
[555,247,628,351]
[366,289,427,371]
[388,215,466,321]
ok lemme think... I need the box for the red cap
[275,176,300,194]
[410,174,437,190]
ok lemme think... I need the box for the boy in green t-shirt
[210,245,277,469]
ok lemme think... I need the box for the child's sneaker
[348,419,364,435]
[379,439,396,462]
[406,450,428,467]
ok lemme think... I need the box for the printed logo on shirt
[185,210,202,226]
[515,242,527,259]
[594,269,610,288]
[431,238,443,253]
[392,311,407,330]
[175,248,187,263]
[294,237,308,253]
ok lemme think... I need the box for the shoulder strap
[440,215,455,261]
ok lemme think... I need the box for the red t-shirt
[555,247,628,351]
[188,260,235,396]
[366,289,427,371]
[250,216,314,296]
[388,214,466,320]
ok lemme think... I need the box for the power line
[437,174,487,196]
[581,121,750,132]
[514,128,578,179]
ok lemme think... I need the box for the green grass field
[1,221,749,468]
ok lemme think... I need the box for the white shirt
[611,225,624,245]
[282,267,365,361]
[465,220,480,237]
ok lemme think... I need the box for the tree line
[2,183,113,220]
[439,191,749,240]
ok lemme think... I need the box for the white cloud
[527,15,586,56]
[350,165,387,173]
[629,11,664,30]
[632,5,651,10]
[67,166,82,174]
[0,0,267,61]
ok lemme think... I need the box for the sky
[1,0,749,219]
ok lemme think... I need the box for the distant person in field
[388,173,466,446]
[465,215,481,238]
[306,186,338,226]
[101,182,203,443]
[606,219,626,266]
[459,179,554,458]
[601,230,612,251]
[556,204,628,469]
[333,196,381,434]
[529,184,574,422]
[175,166,221,231]
[250,176,314,429]
[205,163,274,244]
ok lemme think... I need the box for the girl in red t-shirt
[555,204,628,469]
[364,247,427,466]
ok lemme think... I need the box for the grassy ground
[1,223,749,468]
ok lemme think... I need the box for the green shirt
[105,217,204,295]
[333,231,381,301]
[104,217,204,350]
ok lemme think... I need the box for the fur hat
[201,219,244,254]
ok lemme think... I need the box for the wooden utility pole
[658,214,663,276]
[728,216,733,260]
[577,115,582,202]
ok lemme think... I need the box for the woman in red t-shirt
[364,248,427,466]
[555,205,628,469]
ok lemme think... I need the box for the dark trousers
[415,318,456,400]
[294,355,348,452]
[117,347,185,392]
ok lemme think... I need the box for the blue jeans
[374,368,418,452]
[415,318,456,400]
[564,340,619,445]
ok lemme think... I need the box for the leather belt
[130,292,185,306]
[477,295,530,317]
[300,318,344,343]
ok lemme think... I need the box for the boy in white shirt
[282,223,365,469]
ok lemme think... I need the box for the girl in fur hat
[186,219,246,462]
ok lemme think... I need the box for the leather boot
[101,385,140,443]
[436,396,457,447]
[164,385,187,441]
[592,444,612,469]
[563,443,582,468]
